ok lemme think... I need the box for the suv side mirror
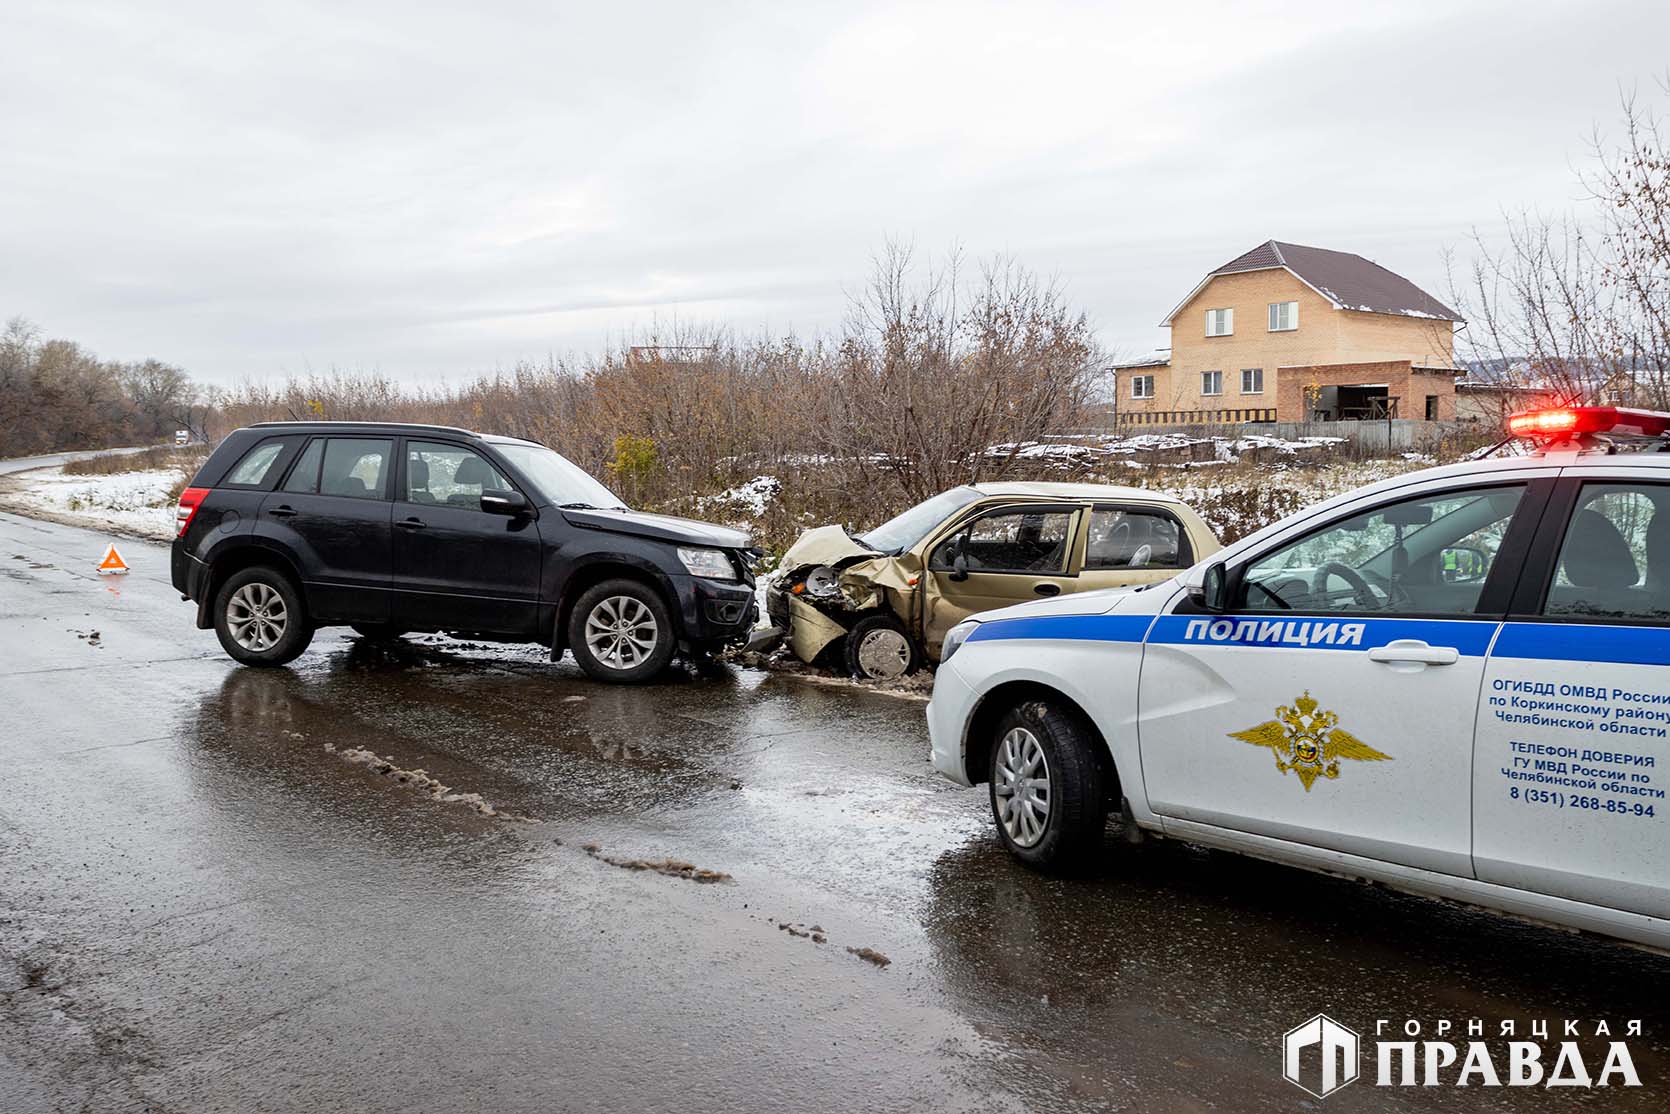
[950,534,970,582]
[1188,561,1228,612]
[481,489,530,516]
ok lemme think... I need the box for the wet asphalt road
[4,505,1670,1112]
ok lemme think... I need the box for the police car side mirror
[1191,561,1229,612]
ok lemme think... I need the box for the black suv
[171,422,758,682]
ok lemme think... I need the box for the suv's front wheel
[567,579,676,683]
[988,701,1107,870]
[214,566,314,667]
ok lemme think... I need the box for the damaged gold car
[755,482,1220,679]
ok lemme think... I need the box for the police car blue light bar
[1507,405,1670,441]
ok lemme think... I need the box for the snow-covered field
[0,466,181,540]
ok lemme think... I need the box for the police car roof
[971,481,1186,504]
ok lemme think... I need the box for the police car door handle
[1367,639,1458,666]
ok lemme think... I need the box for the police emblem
[1229,691,1391,790]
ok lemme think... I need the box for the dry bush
[62,446,209,476]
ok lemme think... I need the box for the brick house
[1112,241,1463,425]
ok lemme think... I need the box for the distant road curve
[0,445,152,479]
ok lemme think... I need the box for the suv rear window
[223,440,287,487]
[320,438,391,500]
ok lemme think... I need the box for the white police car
[928,407,1670,949]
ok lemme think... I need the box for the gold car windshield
[861,486,983,553]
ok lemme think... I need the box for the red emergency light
[1507,406,1670,442]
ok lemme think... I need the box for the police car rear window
[1545,483,1670,623]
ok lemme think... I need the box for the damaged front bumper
[759,525,924,664]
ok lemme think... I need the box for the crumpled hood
[780,524,881,570]
[561,507,751,549]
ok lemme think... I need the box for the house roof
[1110,354,1171,369]
[1161,240,1462,326]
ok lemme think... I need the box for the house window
[1205,308,1233,337]
[1240,368,1264,394]
[1201,370,1223,396]
[1130,374,1155,399]
[1425,395,1439,420]
[1268,301,1298,331]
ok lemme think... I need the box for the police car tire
[988,701,1108,871]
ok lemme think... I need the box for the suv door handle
[397,517,427,530]
[1034,582,1062,597]
[1367,639,1458,666]
[268,505,297,518]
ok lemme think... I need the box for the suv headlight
[678,546,737,581]
[940,619,980,664]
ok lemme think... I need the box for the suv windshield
[492,443,626,510]
[861,486,983,554]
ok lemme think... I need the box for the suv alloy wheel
[567,578,676,683]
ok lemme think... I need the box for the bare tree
[1452,81,1670,410]
[824,243,1101,502]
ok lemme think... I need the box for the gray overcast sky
[5,0,1668,383]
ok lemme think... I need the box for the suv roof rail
[247,420,481,436]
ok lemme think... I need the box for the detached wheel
[568,578,676,684]
[214,566,314,667]
[988,701,1107,870]
[351,623,409,642]
[844,614,920,680]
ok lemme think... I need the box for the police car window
[1544,484,1670,622]
[1240,485,1526,615]
[223,440,285,487]
[931,510,1073,574]
[319,438,391,500]
[406,441,512,508]
[1084,507,1187,570]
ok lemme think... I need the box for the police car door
[1474,469,1670,918]
[1138,476,1549,876]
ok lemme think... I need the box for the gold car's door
[1072,503,1200,590]
[919,505,1082,656]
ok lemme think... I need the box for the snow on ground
[985,432,1353,466]
[697,474,781,518]
[0,466,180,540]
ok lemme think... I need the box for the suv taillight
[176,487,209,536]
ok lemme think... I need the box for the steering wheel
[1311,561,1382,609]
[1127,543,1152,569]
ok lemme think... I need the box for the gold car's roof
[970,481,1184,504]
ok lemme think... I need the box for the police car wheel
[988,701,1107,870]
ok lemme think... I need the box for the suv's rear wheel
[988,701,1107,870]
[214,566,313,667]
[568,579,675,683]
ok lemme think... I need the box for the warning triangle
[97,544,130,573]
